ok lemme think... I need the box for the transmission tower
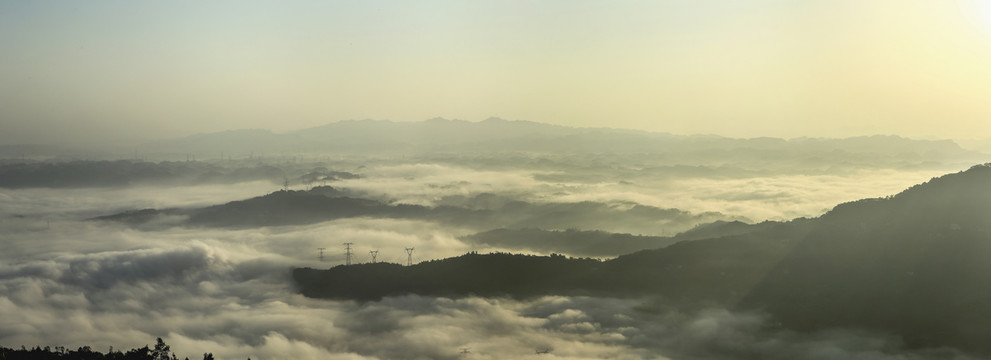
[317,247,326,262]
[343,242,354,266]
[369,250,379,263]
[405,247,415,266]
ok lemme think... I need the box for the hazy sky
[3,0,991,145]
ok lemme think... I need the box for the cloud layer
[0,164,981,359]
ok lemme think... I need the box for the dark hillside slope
[741,164,991,351]
[294,253,604,300]
[295,164,991,354]
[294,218,814,304]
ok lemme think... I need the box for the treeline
[0,338,224,360]
[295,252,605,300]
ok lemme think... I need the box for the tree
[122,345,150,360]
[152,338,171,360]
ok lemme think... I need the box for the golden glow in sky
[965,0,991,36]
[1,0,991,144]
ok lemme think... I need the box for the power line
[344,242,354,266]
[405,247,415,266]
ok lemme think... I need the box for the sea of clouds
[0,165,975,359]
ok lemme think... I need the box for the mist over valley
[1,119,989,359]
[9,0,991,356]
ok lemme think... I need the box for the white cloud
[0,164,981,359]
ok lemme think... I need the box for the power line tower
[317,247,326,262]
[405,247,415,266]
[343,242,354,266]
[369,250,379,263]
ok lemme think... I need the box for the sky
[2,0,991,145]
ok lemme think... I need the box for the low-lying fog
[0,162,975,359]
[333,163,950,223]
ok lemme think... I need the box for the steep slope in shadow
[294,164,991,355]
[740,163,991,352]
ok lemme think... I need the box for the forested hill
[93,186,734,237]
[295,164,991,354]
[740,163,991,352]
[294,217,814,303]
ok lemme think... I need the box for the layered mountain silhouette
[145,117,968,156]
[93,186,733,235]
[85,118,981,171]
[294,164,991,354]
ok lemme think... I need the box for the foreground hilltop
[295,164,991,354]
[741,164,991,351]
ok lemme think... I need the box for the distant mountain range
[144,117,975,158]
[294,163,991,354]
[4,119,984,170]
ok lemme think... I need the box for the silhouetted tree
[123,345,151,360]
[0,338,204,360]
[151,339,170,360]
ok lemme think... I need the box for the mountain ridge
[293,163,991,354]
[4,119,981,165]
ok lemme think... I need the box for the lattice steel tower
[343,242,354,266]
